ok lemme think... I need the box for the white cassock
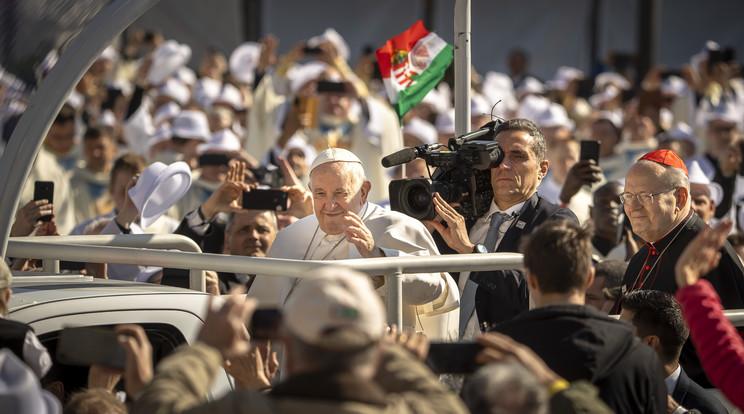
[250,202,460,340]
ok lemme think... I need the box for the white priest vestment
[250,202,460,340]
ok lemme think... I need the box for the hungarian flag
[376,20,453,118]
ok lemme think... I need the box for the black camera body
[388,122,504,221]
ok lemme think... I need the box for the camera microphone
[381,147,419,168]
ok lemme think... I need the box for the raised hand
[342,210,378,257]
[278,157,313,219]
[201,160,252,219]
[197,287,256,360]
[10,199,54,237]
[116,324,153,398]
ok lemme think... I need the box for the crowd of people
[2,26,744,413]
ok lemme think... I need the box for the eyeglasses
[619,188,677,205]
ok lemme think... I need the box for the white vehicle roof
[8,275,208,314]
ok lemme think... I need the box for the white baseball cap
[283,266,385,349]
[310,147,363,174]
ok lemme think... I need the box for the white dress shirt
[665,364,682,394]
[460,200,525,339]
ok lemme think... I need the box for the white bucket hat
[171,110,210,141]
[688,160,723,206]
[403,117,438,145]
[230,42,262,85]
[148,40,192,85]
[198,129,242,155]
[158,78,191,106]
[128,161,193,228]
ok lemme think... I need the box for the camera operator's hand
[675,219,732,288]
[197,287,256,360]
[201,160,251,220]
[116,324,153,398]
[559,160,602,205]
[428,193,474,254]
[11,199,54,237]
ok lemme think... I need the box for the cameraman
[428,119,577,338]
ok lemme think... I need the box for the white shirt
[460,200,525,339]
[0,317,51,378]
[665,364,682,394]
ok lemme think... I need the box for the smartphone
[303,45,323,55]
[250,308,283,340]
[56,326,127,370]
[198,153,231,167]
[243,189,289,212]
[33,181,54,222]
[316,80,349,94]
[426,342,483,374]
[580,140,600,164]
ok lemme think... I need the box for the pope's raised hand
[342,211,379,258]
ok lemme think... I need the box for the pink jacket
[676,279,744,410]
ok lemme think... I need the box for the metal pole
[42,259,60,274]
[189,269,206,292]
[453,0,472,136]
[386,271,404,327]
[0,0,159,259]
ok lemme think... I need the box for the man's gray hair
[493,118,547,161]
[462,361,548,414]
[225,209,279,234]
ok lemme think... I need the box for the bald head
[623,161,690,243]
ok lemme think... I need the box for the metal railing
[8,234,205,291]
[7,235,524,326]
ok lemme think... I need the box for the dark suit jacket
[672,368,728,414]
[466,194,578,328]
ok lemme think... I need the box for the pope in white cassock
[250,148,460,340]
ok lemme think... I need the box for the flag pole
[454,0,472,136]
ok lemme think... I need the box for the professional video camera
[382,120,504,221]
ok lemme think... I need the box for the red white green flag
[376,20,453,118]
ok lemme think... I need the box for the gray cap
[0,350,61,414]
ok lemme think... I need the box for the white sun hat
[197,129,242,155]
[148,40,192,85]
[230,42,262,85]
[171,110,210,141]
[128,161,192,228]
[688,160,723,206]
